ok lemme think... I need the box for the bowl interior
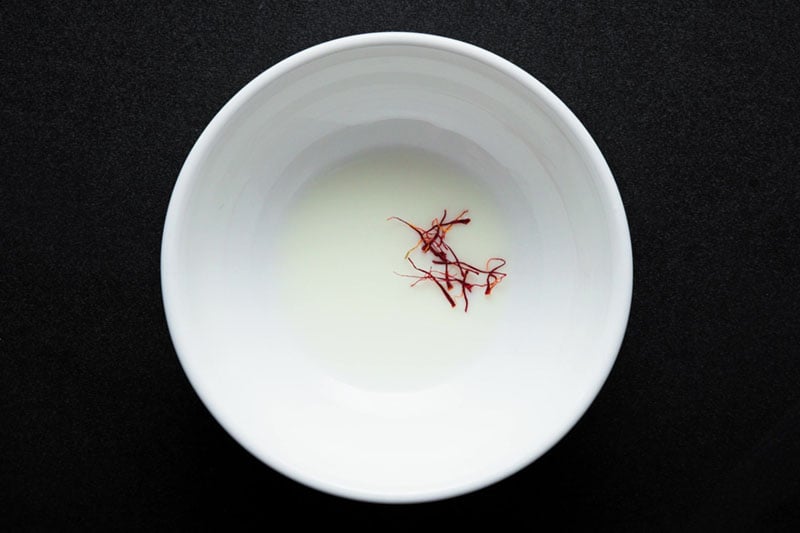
[162,34,631,502]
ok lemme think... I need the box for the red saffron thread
[389,209,507,312]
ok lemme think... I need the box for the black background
[3,1,799,530]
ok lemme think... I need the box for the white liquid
[277,147,511,391]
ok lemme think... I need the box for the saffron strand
[390,210,506,312]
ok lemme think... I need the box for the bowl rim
[161,31,633,503]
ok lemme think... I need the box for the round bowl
[161,32,632,502]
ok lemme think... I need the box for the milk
[276,147,511,392]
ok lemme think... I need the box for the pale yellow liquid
[277,147,510,391]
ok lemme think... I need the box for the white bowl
[161,32,632,502]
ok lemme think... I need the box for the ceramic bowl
[161,32,632,502]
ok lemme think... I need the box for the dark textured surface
[2,1,799,530]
